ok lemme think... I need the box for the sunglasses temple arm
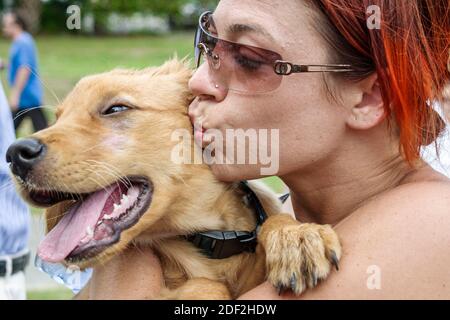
[291,64,355,73]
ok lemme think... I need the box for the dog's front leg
[258,214,342,295]
[159,278,232,300]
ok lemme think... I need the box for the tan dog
[7,59,341,299]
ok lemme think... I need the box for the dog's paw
[263,221,341,296]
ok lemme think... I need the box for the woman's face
[188,0,354,182]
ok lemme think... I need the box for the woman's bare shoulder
[349,167,450,230]
[241,169,450,300]
[320,174,450,299]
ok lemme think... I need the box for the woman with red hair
[86,0,450,299]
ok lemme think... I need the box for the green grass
[260,176,286,194]
[30,206,44,215]
[27,288,74,300]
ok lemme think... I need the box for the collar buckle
[186,181,269,259]
[186,230,257,259]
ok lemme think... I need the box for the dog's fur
[13,59,341,299]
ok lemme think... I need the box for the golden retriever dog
[6,59,341,299]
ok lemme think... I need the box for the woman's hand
[86,246,164,300]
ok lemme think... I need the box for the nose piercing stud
[215,84,219,88]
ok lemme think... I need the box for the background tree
[2,0,218,35]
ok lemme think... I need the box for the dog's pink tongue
[38,186,115,263]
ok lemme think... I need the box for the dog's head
[6,59,198,267]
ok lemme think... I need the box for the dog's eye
[102,105,130,115]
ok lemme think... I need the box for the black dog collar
[185,181,270,259]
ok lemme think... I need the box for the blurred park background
[0,0,285,299]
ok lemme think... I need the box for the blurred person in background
[2,10,46,133]
[0,80,30,300]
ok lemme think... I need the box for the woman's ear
[346,73,386,130]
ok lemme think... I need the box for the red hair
[310,0,450,165]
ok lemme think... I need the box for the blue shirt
[0,81,30,255]
[8,32,43,109]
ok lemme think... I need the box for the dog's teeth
[120,195,129,207]
[113,203,120,211]
[103,214,112,220]
[86,226,94,237]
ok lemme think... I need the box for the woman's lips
[194,125,216,149]
[194,127,204,143]
[193,124,206,145]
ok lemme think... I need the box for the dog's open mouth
[33,177,153,264]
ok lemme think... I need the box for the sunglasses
[194,11,355,94]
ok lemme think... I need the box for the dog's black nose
[6,138,46,180]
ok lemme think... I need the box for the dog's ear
[153,57,194,103]
[154,57,193,81]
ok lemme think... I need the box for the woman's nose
[188,62,227,102]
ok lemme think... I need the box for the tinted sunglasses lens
[207,40,283,93]
[196,11,283,93]
[233,44,282,93]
